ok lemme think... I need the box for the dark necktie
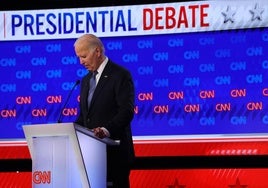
[88,71,98,108]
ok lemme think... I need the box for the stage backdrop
[0,0,268,141]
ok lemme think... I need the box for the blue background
[1,28,268,138]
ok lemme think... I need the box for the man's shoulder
[108,60,130,74]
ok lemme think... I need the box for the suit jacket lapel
[88,61,112,111]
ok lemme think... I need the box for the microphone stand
[57,80,80,123]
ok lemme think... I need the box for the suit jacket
[75,60,135,166]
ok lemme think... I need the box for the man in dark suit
[74,34,135,188]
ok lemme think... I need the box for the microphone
[57,80,80,123]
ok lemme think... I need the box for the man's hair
[74,34,105,54]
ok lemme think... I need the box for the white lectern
[23,123,119,188]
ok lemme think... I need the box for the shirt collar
[95,56,108,83]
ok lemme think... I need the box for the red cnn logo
[33,171,51,184]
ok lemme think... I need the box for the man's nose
[80,59,85,65]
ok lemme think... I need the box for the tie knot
[92,70,98,77]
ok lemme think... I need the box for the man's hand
[93,127,107,139]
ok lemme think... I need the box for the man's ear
[96,47,103,58]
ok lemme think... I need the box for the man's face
[75,45,99,72]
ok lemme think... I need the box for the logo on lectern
[33,171,51,184]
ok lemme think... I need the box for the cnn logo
[33,171,51,184]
